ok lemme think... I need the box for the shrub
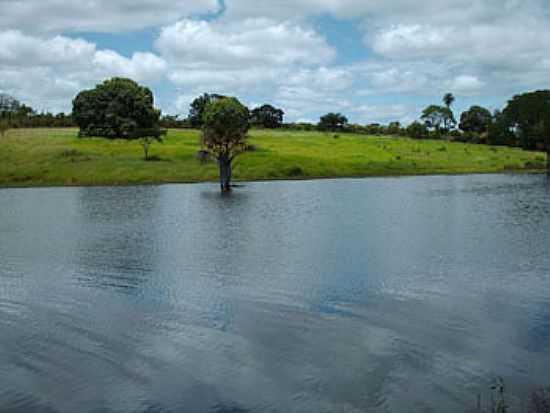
[286,166,304,177]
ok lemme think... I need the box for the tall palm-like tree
[443,93,455,108]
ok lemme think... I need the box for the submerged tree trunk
[219,155,232,192]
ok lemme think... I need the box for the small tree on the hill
[202,97,250,192]
[135,128,166,161]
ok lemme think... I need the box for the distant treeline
[2,88,549,156]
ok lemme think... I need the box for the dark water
[1,175,550,413]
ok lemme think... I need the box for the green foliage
[202,97,250,158]
[188,93,225,128]
[72,77,161,139]
[460,106,493,134]
[0,93,21,116]
[405,122,429,139]
[250,104,284,128]
[318,113,348,131]
[421,105,457,133]
[443,92,455,108]
[387,121,402,135]
[502,90,550,151]
[488,110,516,146]
[202,97,250,191]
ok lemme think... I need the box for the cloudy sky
[1,0,549,124]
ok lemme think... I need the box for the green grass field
[0,128,546,187]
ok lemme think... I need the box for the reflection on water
[1,174,550,412]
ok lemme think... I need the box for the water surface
[1,174,549,412]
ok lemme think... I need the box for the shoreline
[0,169,545,191]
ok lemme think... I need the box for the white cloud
[446,75,485,95]
[0,0,219,33]
[352,104,415,124]
[0,31,166,112]
[156,18,335,68]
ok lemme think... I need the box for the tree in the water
[188,93,225,128]
[201,97,250,192]
[502,90,550,174]
[72,77,161,139]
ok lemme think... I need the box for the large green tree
[503,90,550,172]
[201,97,250,192]
[459,105,492,134]
[188,93,225,128]
[72,77,161,139]
[318,113,348,132]
[421,105,456,135]
[250,104,284,128]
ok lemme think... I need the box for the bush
[286,166,304,177]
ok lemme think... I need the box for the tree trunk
[219,156,232,192]
[143,143,149,161]
[547,148,550,176]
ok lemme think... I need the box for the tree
[250,104,284,128]
[201,97,250,192]
[0,119,10,138]
[459,105,493,134]
[443,93,455,108]
[188,93,225,128]
[421,105,456,135]
[318,113,348,132]
[406,121,429,139]
[488,110,516,147]
[72,77,161,139]
[0,93,21,117]
[137,129,165,161]
[502,90,550,173]
[387,121,402,135]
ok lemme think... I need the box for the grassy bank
[0,128,546,187]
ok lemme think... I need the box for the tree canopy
[443,93,455,108]
[459,106,493,134]
[250,104,284,128]
[202,97,250,192]
[72,77,161,139]
[0,94,21,116]
[421,105,456,133]
[502,90,550,151]
[318,113,348,132]
[189,93,225,128]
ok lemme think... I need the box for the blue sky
[1,0,549,124]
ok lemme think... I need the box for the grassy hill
[0,128,546,187]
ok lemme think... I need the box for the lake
[1,174,549,412]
